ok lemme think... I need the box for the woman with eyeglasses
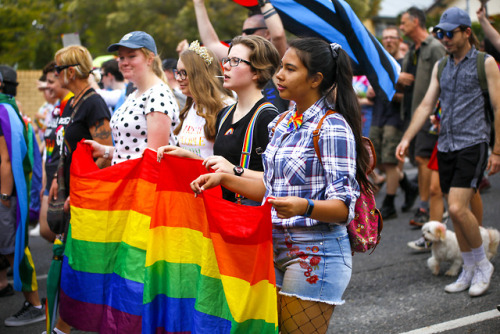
[47,44,113,334]
[159,35,280,205]
[157,41,233,159]
[84,31,179,166]
[190,37,371,333]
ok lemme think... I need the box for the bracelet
[303,199,315,218]
[263,8,277,19]
[492,151,500,156]
[103,146,110,159]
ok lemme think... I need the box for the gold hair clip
[188,40,213,65]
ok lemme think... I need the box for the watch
[233,166,244,176]
[103,146,110,159]
[303,199,314,217]
[1,193,11,201]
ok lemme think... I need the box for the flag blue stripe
[142,294,233,334]
[60,257,144,316]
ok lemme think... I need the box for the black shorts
[437,143,488,194]
[414,130,438,159]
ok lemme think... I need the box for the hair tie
[330,43,341,59]
[188,40,213,65]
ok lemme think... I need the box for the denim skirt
[273,223,352,305]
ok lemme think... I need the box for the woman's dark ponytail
[289,38,372,191]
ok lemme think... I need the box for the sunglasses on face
[242,27,267,35]
[173,69,187,80]
[221,57,252,67]
[435,28,461,40]
[54,64,80,74]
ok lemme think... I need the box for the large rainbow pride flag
[59,143,277,333]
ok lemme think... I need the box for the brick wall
[16,70,45,120]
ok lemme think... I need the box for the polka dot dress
[110,82,179,165]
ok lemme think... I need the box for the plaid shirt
[263,98,359,228]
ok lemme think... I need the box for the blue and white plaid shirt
[263,97,360,228]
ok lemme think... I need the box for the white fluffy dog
[422,221,500,276]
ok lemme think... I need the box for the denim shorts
[273,223,352,305]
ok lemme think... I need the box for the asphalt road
[1,165,499,334]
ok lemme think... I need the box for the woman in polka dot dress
[85,31,179,165]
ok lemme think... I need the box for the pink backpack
[313,111,383,254]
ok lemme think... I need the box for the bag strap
[235,102,274,202]
[312,110,377,175]
[63,90,97,156]
[271,110,291,136]
[217,103,237,134]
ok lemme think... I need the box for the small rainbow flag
[59,143,278,333]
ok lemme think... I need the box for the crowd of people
[1,1,499,333]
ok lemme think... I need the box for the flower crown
[188,40,213,65]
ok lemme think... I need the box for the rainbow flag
[59,143,277,333]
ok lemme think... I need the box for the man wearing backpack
[396,7,500,297]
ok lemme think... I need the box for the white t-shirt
[178,98,234,159]
[110,81,179,165]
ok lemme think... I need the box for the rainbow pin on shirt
[286,111,303,132]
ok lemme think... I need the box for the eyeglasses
[382,36,399,41]
[173,69,187,80]
[242,27,267,35]
[55,64,80,74]
[435,28,462,40]
[221,57,252,67]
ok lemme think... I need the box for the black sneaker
[380,204,397,220]
[0,283,14,297]
[407,236,432,252]
[4,299,46,326]
[402,182,419,212]
[409,208,429,228]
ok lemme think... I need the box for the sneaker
[469,259,494,297]
[401,182,419,212]
[380,204,397,220]
[407,236,432,252]
[0,283,14,297]
[29,224,40,237]
[4,299,46,326]
[409,208,429,228]
[445,265,475,293]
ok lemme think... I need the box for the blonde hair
[55,45,94,80]
[139,48,168,83]
[228,35,280,89]
[174,48,230,141]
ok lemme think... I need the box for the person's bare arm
[89,118,113,168]
[485,56,500,175]
[0,135,14,208]
[260,2,287,57]
[146,112,171,151]
[191,172,267,202]
[396,62,440,162]
[477,6,500,53]
[193,0,229,60]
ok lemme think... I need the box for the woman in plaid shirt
[191,37,371,334]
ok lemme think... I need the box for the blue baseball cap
[434,7,471,32]
[107,31,157,55]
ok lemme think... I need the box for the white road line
[401,309,500,334]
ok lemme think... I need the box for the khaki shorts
[369,125,402,165]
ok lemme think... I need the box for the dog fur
[422,221,500,276]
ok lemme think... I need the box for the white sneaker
[445,265,475,293]
[29,224,40,237]
[469,259,494,297]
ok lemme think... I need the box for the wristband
[103,146,110,159]
[492,151,500,156]
[303,199,314,217]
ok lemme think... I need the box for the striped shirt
[263,97,360,228]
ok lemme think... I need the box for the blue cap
[434,7,471,31]
[107,31,157,55]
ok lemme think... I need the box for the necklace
[70,85,91,108]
